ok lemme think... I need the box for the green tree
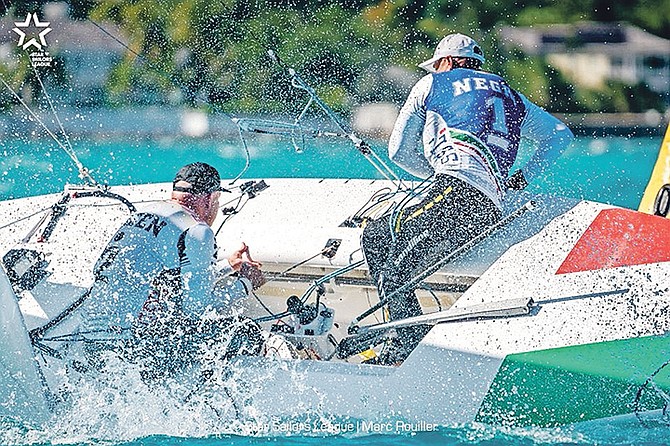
[2,0,667,114]
[89,0,414,112]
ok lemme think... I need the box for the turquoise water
[1,133,669,446]
[0,135,663,211]
[5,415,670,445]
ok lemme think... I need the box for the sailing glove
[505,170,528,191]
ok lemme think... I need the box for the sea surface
[1,133,669,446]
[0,134,663,210]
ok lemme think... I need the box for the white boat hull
[1,179,670,429]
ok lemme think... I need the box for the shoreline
[556,112,668,137]
[0,107,666,141]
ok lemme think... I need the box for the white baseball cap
[418,33,485,73]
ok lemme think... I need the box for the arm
[224,242,261,271]
[222,242,265,290]
[516,94,574,184]
[388,75,435,179]
[177,224,246,316]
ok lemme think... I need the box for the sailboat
[2,46,670,433]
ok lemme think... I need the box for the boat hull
[1,179,670,429]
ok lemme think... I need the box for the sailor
[77,162,264,370]
[361,33,574,361]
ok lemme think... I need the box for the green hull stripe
[476,334,670,427]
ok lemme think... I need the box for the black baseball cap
[173,162,230,195]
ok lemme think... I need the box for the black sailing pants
[361,174,501,353]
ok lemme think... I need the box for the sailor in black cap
[78,162,262,349]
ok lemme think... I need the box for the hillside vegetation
[6,0,670,114]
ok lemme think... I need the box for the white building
[499,22,670,98]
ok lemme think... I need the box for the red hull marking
[556,208,670,274]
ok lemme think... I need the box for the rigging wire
[1,20,97,186]
[86,21,412,191]
[0,205,53,231]
[86,18,255,186]
[0,76,97,185]
[30,64,77,166]
[88,17,234,119]
[269,49,410,190]
[391,180,433,236]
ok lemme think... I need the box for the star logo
[12,13,52,51]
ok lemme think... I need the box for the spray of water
[0,315,326,444]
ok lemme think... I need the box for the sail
[638,121,670,215]
[0,266,52,426]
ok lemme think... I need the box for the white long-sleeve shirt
[77,201,244,334]
[389,69,574,206]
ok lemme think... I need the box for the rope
[634,358,670,427]
[253,259,365,324]
[30,65,97,184]
[0,205,53,231]
[230,124,252,184]
[40,327,131,344]
[349,200,537,333]
[30,65,76,167]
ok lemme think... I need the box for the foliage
[2,0,669,114]
[577,81,667,113]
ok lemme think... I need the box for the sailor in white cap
[361,33,574,363]
[417,33,486,72]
